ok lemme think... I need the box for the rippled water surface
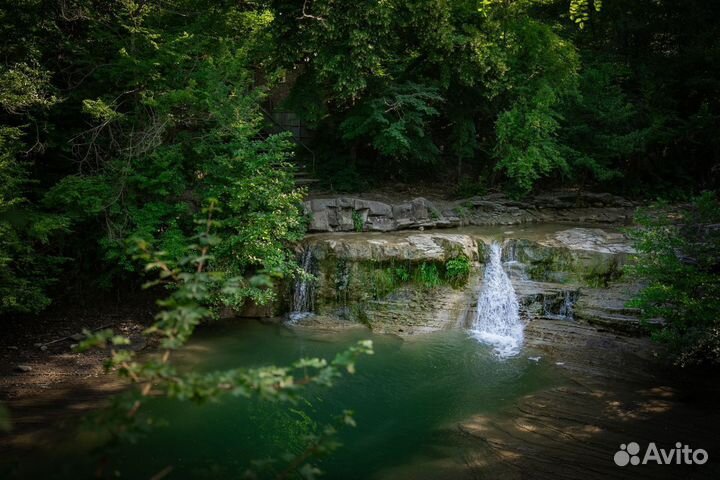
[21,320,560,479]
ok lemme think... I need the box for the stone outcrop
[303,191,637,233]
[292,225,645,336]
[572,282,663,334]
[299,232,482,335]
[304,197,444,232]
[540,227,635,254]
[500,232,644,334]
[307,232,481,263]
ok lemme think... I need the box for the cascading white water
[470,242,524,357]
[289,248,315,323]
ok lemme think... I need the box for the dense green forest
[2,1,720,478]
[1,1,719,334]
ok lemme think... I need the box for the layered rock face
[292,226,645,336]
[303,191,636,232]
[297,233,483,334]
[306,232,481,262]
[499,229,644,334]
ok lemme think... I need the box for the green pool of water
[19,320,561,479]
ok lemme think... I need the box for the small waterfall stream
[543,290,577,320]
[289,248,316,323]
[470,242,524,357]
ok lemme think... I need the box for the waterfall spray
[471,242,524,357]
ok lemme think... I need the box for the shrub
[445,256,471,286]
[415,263,442,288]
[393,266,411,282]
[627,193,720,367]
[352,211,364,232]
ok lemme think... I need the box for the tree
[270,0,580,193]
[0,1,307,308]
[0,1,66,314]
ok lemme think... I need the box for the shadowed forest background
[2,0,718,317]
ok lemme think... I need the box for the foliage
[0,43,66,314]
[367,268,400,300]
[627,193,720,366]
[415,263,442,289]
[271,0,584,193]
[340,83,443,164]
[445,256,471,286]
[1,0,719,319]
[562,0,720,196]
[487,6,580,195]
[77,204,373,476]
[352,211,364,232]
[582,259,623,288]
[269,0,720,195]
[393,266,411,283]
[358,258,471,300]
[0,1,307,312]
[569,0,602,29]
[558,63,645,187]
[316,157,369,193]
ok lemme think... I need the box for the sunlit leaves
[569,0,602,29]
[0,63,56,113]
[488,15,579,195]
[81,98,122,122]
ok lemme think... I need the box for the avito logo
[614,442,708,466]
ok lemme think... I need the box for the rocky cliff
[289,225,646,336]
[303,191,636,233]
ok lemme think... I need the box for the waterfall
[558,291,576,319]
[470,243,524,357]
[289,248,316,323]
[543,290,577,320]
